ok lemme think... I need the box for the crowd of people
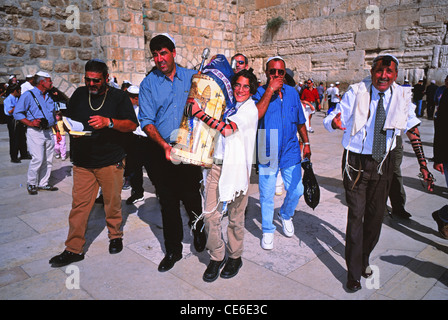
[2,33,447,292]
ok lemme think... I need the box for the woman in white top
[187,69,259,282]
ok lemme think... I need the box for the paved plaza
[0,111,447,301]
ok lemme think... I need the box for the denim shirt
[138,65,197,143]
[13,87,56,127]
[253,84,306,170]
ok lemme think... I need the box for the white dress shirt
[323,84,420,155]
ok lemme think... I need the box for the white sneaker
[278,213,294,237]
[55,154,61,159]
[261,233,274,250]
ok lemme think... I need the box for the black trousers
[342,150,394,281]
[6,116,28,160]
[388,135,406,211]
[126,135,155,196]
[148,140,203,256]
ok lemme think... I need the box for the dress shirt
[323,84,420,154]
[13,87,56,127]
[253,84,307,169]
[138,65,197,143]
[3,94,18,116]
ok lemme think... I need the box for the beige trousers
[65,164,124,254]
[203,164,249,261]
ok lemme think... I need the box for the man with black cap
[139,33,206,272]
[323,54,433,292]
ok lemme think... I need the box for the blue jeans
[415,100,423,117]
[258,163,304,233]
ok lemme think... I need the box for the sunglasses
[269,69,285,76]
[236,60,245,65]
[85,77,102,84]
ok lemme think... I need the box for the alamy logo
[65,265,80,290]
[65,5,80,30]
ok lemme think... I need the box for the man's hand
[164,143,173,162]
[420,166,434,192]
[331,112,346,130]
[303,144,311,160]
[434,162,444,174]
[88,115,108,129]
[268,77,283,93]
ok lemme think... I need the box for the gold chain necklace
[89,89,108,111]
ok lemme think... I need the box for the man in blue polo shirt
[253,56,311,250]
[139,34,206,272]
[13,71,60,195]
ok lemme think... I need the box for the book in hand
[63,116,92,136]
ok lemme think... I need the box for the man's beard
[88,84,107,95]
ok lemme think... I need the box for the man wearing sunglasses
[49,59,138,267]
[253,56,311,250]
[231,53,249,74]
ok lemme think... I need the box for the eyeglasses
[236,60,245,65]
[85,77,102,84]
[269,69,285,76]
[233,83,250,91]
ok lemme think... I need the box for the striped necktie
[372,92,386,162]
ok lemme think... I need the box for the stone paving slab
[0,113,447,302]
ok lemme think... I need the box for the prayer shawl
[346,76,412,175]
[350,76,411,136]
[218,98,258,202]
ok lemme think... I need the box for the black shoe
[11,158,21,163]
[38,185,58,191]
[432,210,448,239]
[20,154,32,160]
[27,184,38,195]
[346,280,362,292]
[192,220,206,252]
[49,250,84,268]
[158,253,182,272]
[126,193,144,205]
[109,238,123,254]
[220,257,242,279]
[391,208,411,219]
[203,258,227,282]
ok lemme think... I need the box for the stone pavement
[0,112,447,301]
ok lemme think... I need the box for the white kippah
[35,71,51,78]
[267,56,285,64]
[127,85,139,94]
[160,33,176,46]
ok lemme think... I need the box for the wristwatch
[108,118,114,128]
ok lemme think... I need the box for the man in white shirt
[21,75,35,93]
[323,54,430,292]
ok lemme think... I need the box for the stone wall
[238,0,448,88]
[0,0,238,95]
[1,0,448,96]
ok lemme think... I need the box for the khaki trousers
[204,164,249,261]
[65,164,124,254]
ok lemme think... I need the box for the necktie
[372,92,386,162]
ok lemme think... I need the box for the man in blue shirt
[253,56,311,250]
[4,83,29,163]
[139,34,206,272]
[14,71,60,195]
